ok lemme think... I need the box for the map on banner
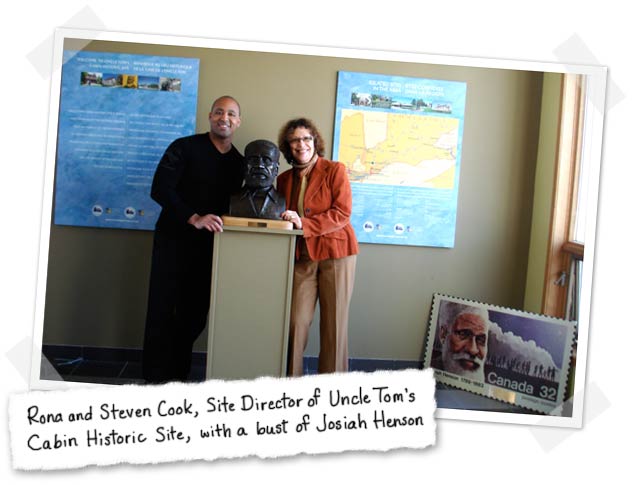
[333,71,467,247]
[54,51,199,231]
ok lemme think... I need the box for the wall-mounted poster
[54,51,200,230]
[332,71,466,248]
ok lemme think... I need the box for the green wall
[43,38,544,361]
[523,73,562,314]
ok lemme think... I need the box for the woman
[277,117,359,376]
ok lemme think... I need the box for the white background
[1,0,629,482]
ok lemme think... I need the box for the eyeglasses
[288,135,314,146]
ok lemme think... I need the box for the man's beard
[442,347,486,381]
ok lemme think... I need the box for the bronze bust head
[229,139,286,219]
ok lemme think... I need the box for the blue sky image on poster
[54,51,199,230]
[333,71,467,247]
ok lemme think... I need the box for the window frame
[541,74,586,318]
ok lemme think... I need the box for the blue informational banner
[54,51,200,230]
[333,71,467,248]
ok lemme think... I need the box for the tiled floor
[40,345,422,385]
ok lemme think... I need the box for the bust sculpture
[229,139,286,219]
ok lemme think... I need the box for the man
[437,303,490,381]
[142,95,243,384]
[229,139,286,220]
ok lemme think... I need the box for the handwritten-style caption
[10,369,436,469]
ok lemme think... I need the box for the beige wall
[44,39,544,361]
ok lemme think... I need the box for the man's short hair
[210,95,241,116]
[440,302,489,332]
[245,139,278,155]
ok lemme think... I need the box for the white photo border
[31,28,606,431]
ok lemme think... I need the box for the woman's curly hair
[277,117,326,164]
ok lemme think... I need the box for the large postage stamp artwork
[424,294,576,415]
